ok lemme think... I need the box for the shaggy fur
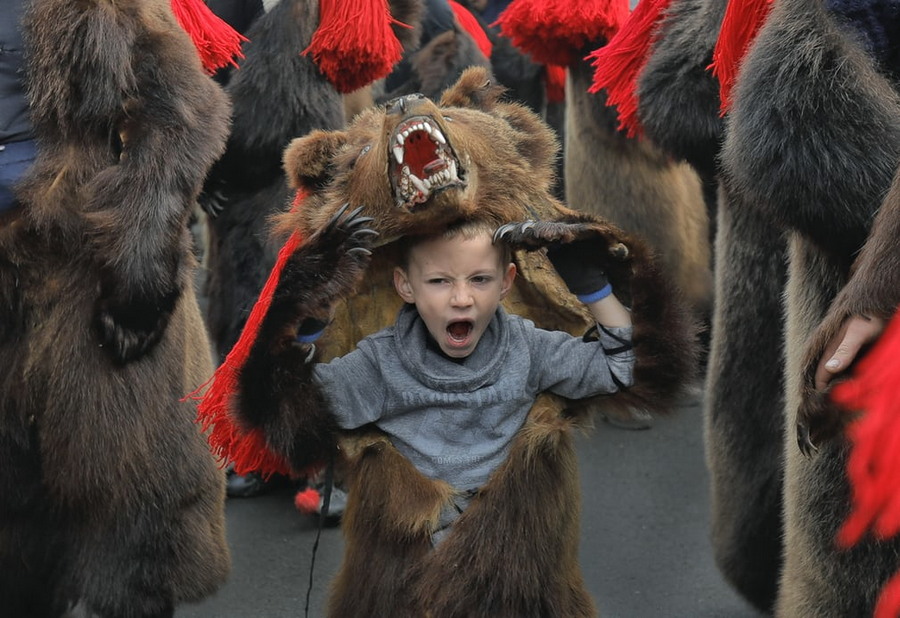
[636,0,788,611]
[229,67,697,615]
[636,0,727,182]
[722,0,900,614]
[565,51,712,320]
[203,0,421,361]
[379,25,493,104]
[799,164,900,443]
[0,0,230,616]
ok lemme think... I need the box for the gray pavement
[177,388,766,618]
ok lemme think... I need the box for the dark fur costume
[0,1,231,615]
[202,0,349,360]
[224,67,697,616]
[635,0,788,611]
[722,0,900,614]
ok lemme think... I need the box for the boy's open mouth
[446,320,474,346]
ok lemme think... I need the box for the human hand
[814,315,886,390]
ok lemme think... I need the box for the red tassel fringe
[303,0,411,94]
[587,0,672,139]
[495,0,630,67]
[709,0,774,115]
[189,190,310,479]
[831,309,900,617]
[450,1,493,60]
[170,0,247,74]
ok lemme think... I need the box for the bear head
[278,66,564,243]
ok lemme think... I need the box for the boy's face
[393,233,516,359]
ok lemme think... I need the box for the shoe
[294,484,347,526]
[225,466,287,498]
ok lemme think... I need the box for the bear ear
[283,130,349,192]
[439,66,504,111]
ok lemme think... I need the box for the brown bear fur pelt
[722,0,900,615]
[0,1,231,616]
[565,51,712,322]
[222,67,698,615]
[635,0,788,611]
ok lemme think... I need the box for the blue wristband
[296,330,324,344]
[577,283,613,304]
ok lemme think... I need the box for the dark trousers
[0,138,36,212]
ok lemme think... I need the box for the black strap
[304,454,335,618]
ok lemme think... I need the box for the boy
[301,217,634,543]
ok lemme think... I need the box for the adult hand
[815,315,886,390]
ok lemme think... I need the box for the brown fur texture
[0,1,230,615]
[798,163,900,449]
[635,0,788,611]
[722,0,900,614]
[565,51,712,320]
[230,67,697,615]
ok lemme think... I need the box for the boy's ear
[499,262,516,299]
[393,266,415,303]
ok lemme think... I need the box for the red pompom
[189,189,310,479]
[170,0,247,74]
[450,1,493,60]
[303,0,412,94]
[588,0,672,138]
[495,0,630,67]
[294,487,322,515]
[709,0,774,114]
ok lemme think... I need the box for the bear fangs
[390,116,462,211]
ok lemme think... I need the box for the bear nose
[385,93,426,116]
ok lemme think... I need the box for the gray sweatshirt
[314,304,634,491]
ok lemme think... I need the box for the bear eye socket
[443,116,453,122]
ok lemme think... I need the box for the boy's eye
[427,278,447,285]
[471,275,492,284]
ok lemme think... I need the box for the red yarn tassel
[875,572,900,618]
[709,0,774,115]
[831,309,900,618]
[450,1,493,60]
[495,0,630,67]
[545,64,567,104]
[588,0,672,138]
[170,0,247,74]
[303,0,411,94]
[189,189,310,479]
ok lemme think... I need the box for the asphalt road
[176,386,766,618]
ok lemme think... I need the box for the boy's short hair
[397,219,513,270]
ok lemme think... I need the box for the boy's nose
[450,285,474,307]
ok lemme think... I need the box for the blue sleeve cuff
[577,283,613,304]
[296,330,325,344]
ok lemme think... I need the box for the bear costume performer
[0,0,232,616]
[723,0,900,615]
[198,67,697,617]
[635,0,789,611]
